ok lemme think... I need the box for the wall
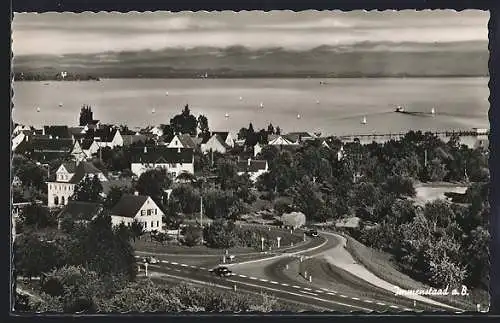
[131,162,194,179]
[47,182,75,208]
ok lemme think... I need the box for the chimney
[134,191,139,196]
[247,158,251,166]
[144,146,147,154]
[177,147,181,153]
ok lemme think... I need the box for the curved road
[139,230,463,312]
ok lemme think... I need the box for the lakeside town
[12,102,490,312]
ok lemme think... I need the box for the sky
[12,10,489,56]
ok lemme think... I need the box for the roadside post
[222,255,226,264]
[277,237,281,248]
[234,284,237,291]
[285,264,289,270]
[413,300,416,308]
[225,249,229,255]
[144,262,149,277]
[477,304,481,312]
[304,270,308,278]
[303,233,306,242]
[261,237,265,251]
[309,276,312,283]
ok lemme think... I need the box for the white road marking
[188,265,196,268]
[270,281,279,285]
[340,295,348,298]
[292,285,301,289]
[321,288,330,292]
[161,260,169,263]
[352,297,360,301]
[199,267,207,270]
[327,292,336,296]
[315,290,324,293]
[390,305,399,309]
[364,300,374,303]
[225,279,374,312]
[259,279,269,282]
[238,274,247,278]
[171,262,179,265]
[377,302,386,306]
[303,288,312,291]
[249,277,258,280]
[300,291,318,296]
[180,264,188,267]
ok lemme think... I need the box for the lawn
[344,235,487,311]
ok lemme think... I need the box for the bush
[203,220,237,249]
[183,225,203,247]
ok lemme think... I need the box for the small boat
[58,102,63,107]
[297,114,301,119]
[361,116,367,125]
[431,107,436,115]
[239,96,243,101]
[225,113,229,119]
[395,106,405,113]
[151,108,156,114]
[165,91,169,96]
[259,102,264,109]
[36,107,41,112]
[316,100,320,105]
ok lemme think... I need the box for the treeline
[14,72,100,81]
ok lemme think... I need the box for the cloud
[12,10,488,56]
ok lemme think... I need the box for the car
[209,266,233,277]
[307,229,319,237]
[143,256,159,264]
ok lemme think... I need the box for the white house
[254,142,263,157]
[130,146,195,180]
[236,159,269,182]
[12,124,31,136]
[211,132,235,148]
[110,193,164,232]
[268,135,298,146]
[95,129,124,148]
[46,161,108,208]
[150,125,164,138]
[70,141,88,162]
[12,132,28,152]
[168,134,197,149]
[201,134,230,154]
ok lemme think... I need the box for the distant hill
[12,41,489,78]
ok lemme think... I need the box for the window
[151,221,154,228]
[141,210,146,216]
[61,196,65,205]
[54,196,59,205]
[154,209,157,215]
[157,221,159,227]
[144,222,147,228]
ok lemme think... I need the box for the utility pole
[424,149,428,168]
[200,180,204,244]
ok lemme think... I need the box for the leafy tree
[183,225,203,247]
[197,115,210,138]
[203,219,237,248]
[275,126,281,135]
[267,123,275,135]
[170,105,198,136]
[79,105,94,126]
[14,234,65,279]
[159,124,175,143]
[427,158,448,182]
[104,186,127,208]
[382,175,416,197]
[171,184,200,214]
[13,156,47,191]
[203,188,239,220]
[135,169,172,205]
[22,203,56,229]
[129,219,145,242]
[289,176,324,222]
[464,226,489,288]
[72,175,103,202]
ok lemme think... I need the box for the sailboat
[316,100,320,105]
[165,91,169,96]
[36,107,41,112]
[431,107,436,115]
[259,102,264,109]
[225,113,230,119]
[151,108,156,114]
[297,114,301,119]
[239,96,243,101]
[58,102,63,107]
[361,116,367,125]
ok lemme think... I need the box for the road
[138,230,462,312]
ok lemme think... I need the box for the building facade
[110,194,164,232]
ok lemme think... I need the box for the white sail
[152,108,156,114]
[361,116,367,124]
[225,113,229,118]
[297,114,301,119]
[431,107,436,115]
[36,107,40,112]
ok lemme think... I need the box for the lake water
[12,77,489,136]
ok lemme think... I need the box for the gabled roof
[32,138,74,152]
[268,135,296,146]
[86,120,100,126]
[236,160,268,173]
[80,138,96,150]
[212,132,230,142]
[204,134,230,149]
[283,132,312,143]
[68,127,85,136]
[43,126,71,139]
[122,134,148,146]
[51,161,104,184]
[110,194,150,218]
[93,127,117,143]
[130,146,194,164]
[177,134,197,149]
[60,161,77,173]
[57,201,103,222]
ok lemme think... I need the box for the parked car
[142,256,159,264]
[209,266,233,277]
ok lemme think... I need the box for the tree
[14,234,65,279]
[129,219,145,242]
[203,188,239,220]
[244,123,258,147]
[170,184,200,214]
[170,105,198,136]
[382,175,416,197]
[267,123,275,135]
[289,176,324,222]
[197,115,210,137]
[427,158,448,182]
[104,186,126,208]
[203,219,237,249]
[72,175,103,202]
[135,169,172,205]
[183,225,203,247]
[275,126,281,135]
[79,105,94,126]
[22,203,56,229]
